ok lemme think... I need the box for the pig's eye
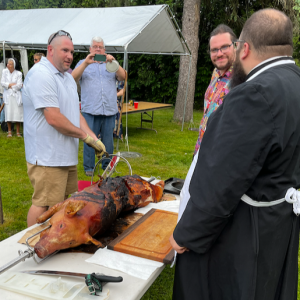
[60,224,63,228]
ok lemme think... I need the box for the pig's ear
[64,200,86,217]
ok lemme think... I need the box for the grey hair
[8,58,15,68]
[90,36,105,47]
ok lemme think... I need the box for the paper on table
[18,221,50,246]
[86,247,163,280]
[134,200,180,215]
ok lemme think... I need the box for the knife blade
[21,270,123,285]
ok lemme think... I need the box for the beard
[212,59,232,72]
[231,50,247,89]
[212,54,234,72]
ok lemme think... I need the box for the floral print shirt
[194,66,233,155]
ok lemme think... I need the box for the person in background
[22,30,106,227]
[170,9,300,300]
[72,36,126,176]
[194,24,236,155]
[0,61,5,124]
[33,53,45,64]
[1,58,23,137]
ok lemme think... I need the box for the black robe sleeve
[174,84,276,254]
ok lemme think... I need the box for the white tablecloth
[0,186,180,300]
[0,224,165,300]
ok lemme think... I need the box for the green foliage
[294,0,300,11]
[6,0,60,9]
[127,54,180,104]
[2,0,300,109]
[0,0,7,9]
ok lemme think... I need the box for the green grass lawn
[1,108,300,299]
[0,108,202,299]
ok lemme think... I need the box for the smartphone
[94,54,106,62]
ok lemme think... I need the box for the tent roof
[0,5,190,55]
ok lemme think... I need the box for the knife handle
[93,273,123,283]
[85,273,123,295]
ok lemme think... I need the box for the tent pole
[117,47,129,151]
[116,49,127,151]
[2,42,6,65]
[181,54,192,131]
[125,50,129,151]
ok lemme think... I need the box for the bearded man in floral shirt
[194,24,236,155]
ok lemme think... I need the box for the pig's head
[34,200,102,258]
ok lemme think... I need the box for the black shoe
[85,171,93,176]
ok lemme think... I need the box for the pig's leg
[152,182,164,203]
[36,201,68,223]
[84,233,104,248]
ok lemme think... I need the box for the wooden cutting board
[108,209,177,264]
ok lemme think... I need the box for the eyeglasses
[48,30,72,45]
[233,40,247,49]
[34,59,39,62]
[209,42,234,55]
[92,46,105,50]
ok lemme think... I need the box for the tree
[173,0,200,123]
[173,0,300,123]
[3,0,299,109]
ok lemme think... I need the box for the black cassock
[173,59,300,300]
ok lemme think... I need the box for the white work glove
[82,134,106,159]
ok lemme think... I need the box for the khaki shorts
[27,163,78,208]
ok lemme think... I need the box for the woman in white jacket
[1,58,23,137]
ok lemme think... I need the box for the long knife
[21,270,123,295]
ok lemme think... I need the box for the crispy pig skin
[34,175,164,258]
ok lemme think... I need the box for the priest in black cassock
[170,8,300,300]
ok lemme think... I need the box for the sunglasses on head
[48,30,72,45]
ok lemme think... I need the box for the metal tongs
[91,152,132,183]
[0,225,58,274]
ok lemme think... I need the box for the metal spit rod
[0,225,55,274]
[0,249,34,274]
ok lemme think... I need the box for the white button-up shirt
[22,57,80,166]
[75,60,118,116]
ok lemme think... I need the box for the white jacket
[1,68,23,106]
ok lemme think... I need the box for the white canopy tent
[0,5,191,143]
[0,5,189,54]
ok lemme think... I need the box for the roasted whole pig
[34,175,164,258]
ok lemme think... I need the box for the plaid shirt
[194,66,233,155]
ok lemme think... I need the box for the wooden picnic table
[122,101,172,133]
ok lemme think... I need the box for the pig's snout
[34,244,50,259]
